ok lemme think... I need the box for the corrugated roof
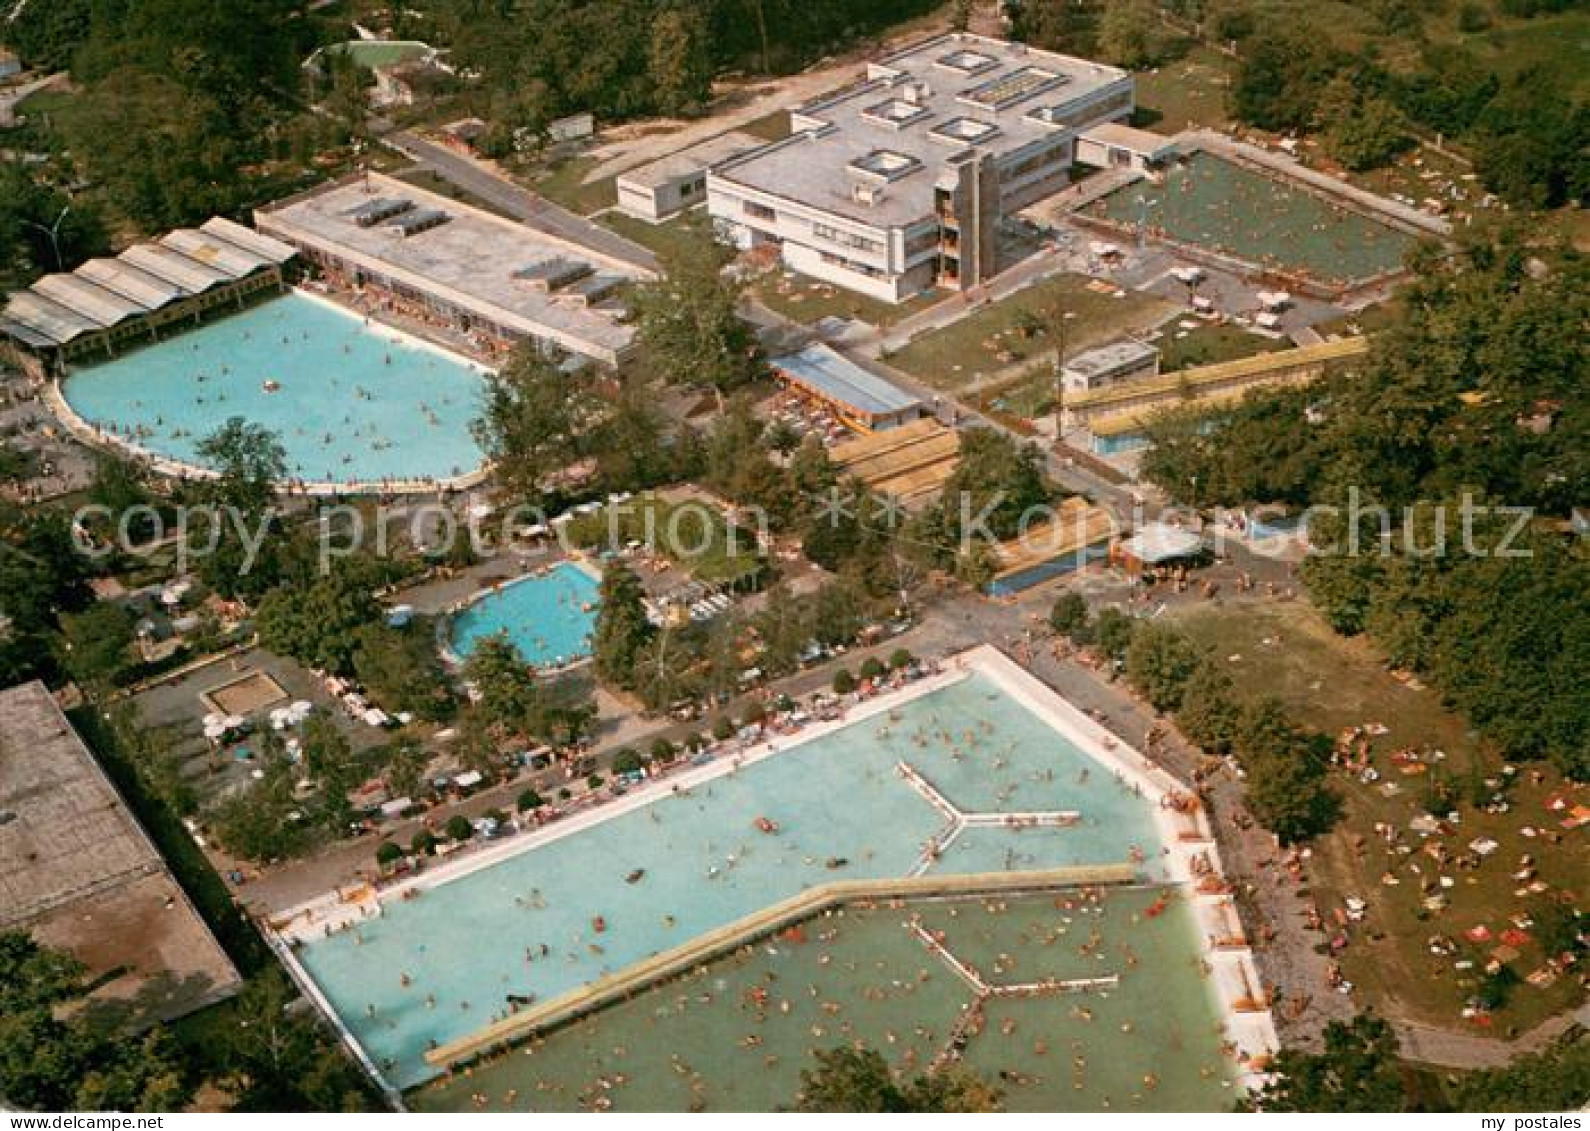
[31,274,146,325]
[76,258,187,306]
[3,291,102,344]
[160,228,269,279]
[119,244,233,292]
[1067,337,1369,409]
[0,316,57,349]
[198,216,297,265]
[774,343,922,418]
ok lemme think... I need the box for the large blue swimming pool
[62,293,486,486]
[448,563,601,668]
[293,669,1168,1087]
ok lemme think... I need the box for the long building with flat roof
[772,342,924,433]
[255,172,653,366]
[708,32,1133,303]
[0,681,241,1026]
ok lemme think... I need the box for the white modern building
[616,131,765,223]
[707,33,1134,304]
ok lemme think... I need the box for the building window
[744,201,776,222]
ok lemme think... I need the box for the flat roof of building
[1063,338,1159,380]
[773,343,923,418]
[619,130,767,192]
[1079,121,1179,158]
[257,172,649,363]
[713,33,1129,229]
[0,681,241,1024]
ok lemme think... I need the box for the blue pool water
[448,564,600,667]
[62,293,486,485]
[293,670,1167,1087]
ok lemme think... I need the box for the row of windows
[812,222,882,255]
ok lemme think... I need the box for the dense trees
[631,216,764,403]
[9,0,346,233]
[592,561,654,689]
[255,558,393,675]
[794,1045,1001,1112]
[1215,8,1587,202]
[0,933,191,1112]
[1140,233,1589,779]
[1245,1015,1415,1112]
[429,0,935,131]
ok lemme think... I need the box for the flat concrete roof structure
[620,130,767,193]
[256,172,652,366]
[772,343,923,432]
[0,681,241,1025]
[714,34,1131,230]
[1062,337,1159,392]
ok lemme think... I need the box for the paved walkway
[1393,1004,1590,1069]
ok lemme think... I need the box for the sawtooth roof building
[0,217,296,371]
[707,33,1134,304]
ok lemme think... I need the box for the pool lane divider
[422,862,1140,1072]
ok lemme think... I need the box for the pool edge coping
[46,287,495,497]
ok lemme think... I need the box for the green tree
[592,561,654,689]
[1244,1015,1415,1112]
[1093,606,1137,662]
[256,559,386,675]
[795,1045,1000,1112]
[1449,1036,1590,1111]
[1125,622,1201,712]
[1174,659,1242,754]
[1048,591,1089,638]
[190,418,287,601]
[649,6,714,116]
[472,345,593,509]
[1097,0,1171,69]
[353,622,455,721]
[0,932,193,1112]
[631,214,763,403]
[58,601,136,689]
[937,428,1050,546]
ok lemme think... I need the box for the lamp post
[22,204,71,273]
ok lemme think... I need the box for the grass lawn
[565,493,764,588]
[518,154,616,215]
[748,268,937,330]
[598,211,706,262]
[1170,600,1587,1032]
[1131,45,1233,133]
[888,274,1178,394]
[1156,323,1287,371]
